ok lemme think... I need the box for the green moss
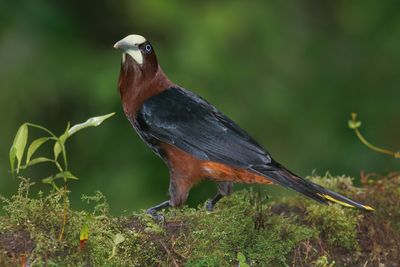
[180,190,316,266]
[1,174,400,266]
[305,204,358,250]
[0,178,163,266]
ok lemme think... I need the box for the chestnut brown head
[114,34,158,78]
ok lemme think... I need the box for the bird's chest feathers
[119,74,159,120]
[119,70,169,120]
[120,88,147,119]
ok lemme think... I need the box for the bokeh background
[1,1,399,214]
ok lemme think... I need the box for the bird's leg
[206,193,223,212]
[146,200,170,222]
[146,178,190,221]
[206,182,233,211]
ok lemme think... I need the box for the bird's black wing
[136,87,375,211]
[136,87,272,168]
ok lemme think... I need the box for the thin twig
[159,240,179,267]
[349,113,399,159]
[354,128,397,157]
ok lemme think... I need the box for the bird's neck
[118,60,173,120]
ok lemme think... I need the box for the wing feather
[136,87,272,168]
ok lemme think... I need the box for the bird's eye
[145,44,152,53]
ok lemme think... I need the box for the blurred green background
[1,1,399,214]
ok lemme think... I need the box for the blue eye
[145,44,152,53]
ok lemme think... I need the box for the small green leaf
[68,112,115,136]
[26,137,50,165]
[54,124,70,160]
[10,123,28,174]
[237,252,250,267]
[348,113,362,129]
[54,171,79,181]
[80,223,89,241]
[27,157,53,167]
[53,138,64,160]
[237,252,246,262]
[10,157,53,173]
[9,146,17,177]
[108,233,125,260]
[42,176,54,184]
[348,120,361,129]
[114,233,125,245]
[54,113,114,161]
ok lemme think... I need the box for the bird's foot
[145,200,170,222]
[205,199,215,212]
[146,209,165,223]
[205,193,223,212]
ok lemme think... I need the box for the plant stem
[54,161,64,173]
[354,128,398,157]
[26,123,57,138]
[59,184,68,241]
[61,143,68,171]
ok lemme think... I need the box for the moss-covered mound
[1,173,399,266]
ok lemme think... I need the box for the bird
[113,34,374,218]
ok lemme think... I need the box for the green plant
[237,252,250,267]
[314,255,335,267]
[108,233,125,260]
[1,175,400,266]
[8,113,115,240]
[348,112,399,158]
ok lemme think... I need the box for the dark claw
[146,209,165,223]
[205,199,215,212]
[145,200,170,222]
[205,193,223,212]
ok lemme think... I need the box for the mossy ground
[1,173,399,266]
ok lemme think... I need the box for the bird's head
[114,34,172,116]
[114,34,158,74]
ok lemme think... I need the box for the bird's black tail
[251,163,374,211]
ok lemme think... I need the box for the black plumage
[136,87,374,210]
[137,87,271,168]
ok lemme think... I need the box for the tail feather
[251,164,374,212]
